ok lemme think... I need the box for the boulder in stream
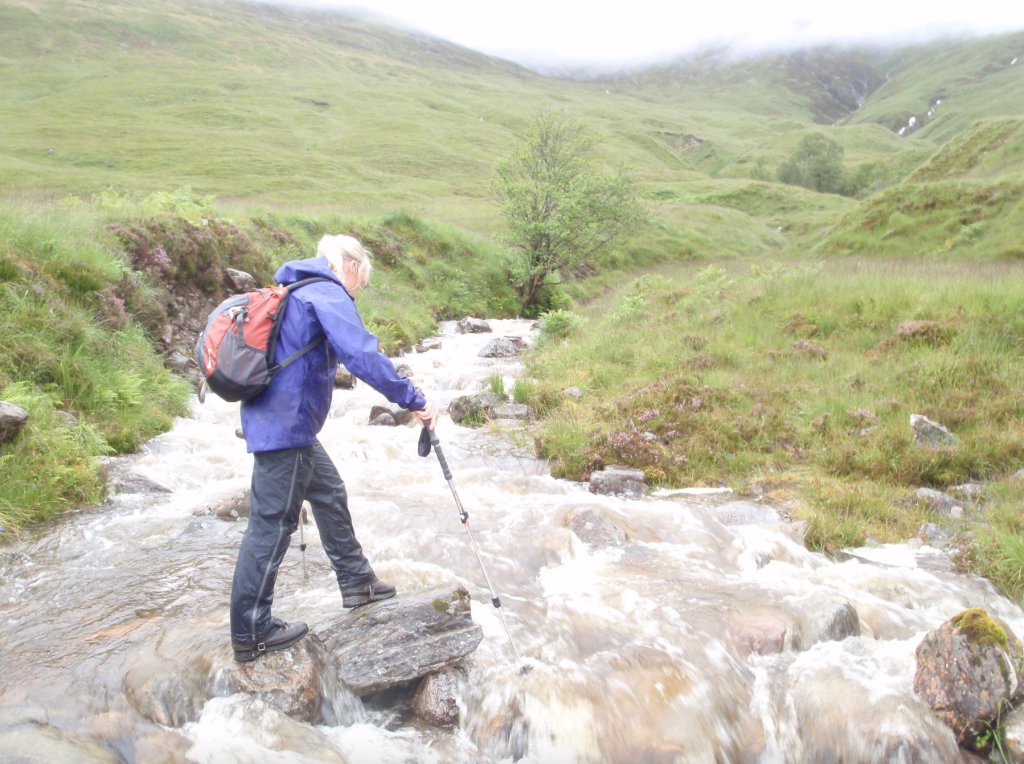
[315,585,483,696]
[412,667,463,727]
[478,337,528,358]
[369,413,397,427]
[1004,705,1024,763]
[792,595,861,648]
[193,490,250,520]
[415,338,443,353]
[111,470,173,495]
[565,506,627,548]
[914,608,1024,750]
[334,367,355,389]
[210,639,323,723]
[0,400,29,443]
[369,404,412,426]
[457,317,492,334]
[589,466,648,497]
[448,392,502,425]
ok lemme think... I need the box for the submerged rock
[589,466,648,497]
[565,506,627,548]
[0,400,29,443]
[478,337,528,358]
[714,501,781,526]
[793,595,861,647]
[369,413,397,427]
[457,317,492,334]
[911,414,958,448]
[448,392,502,425]
[315,585,483,696]
[735,615,788,656]
[412,667,462,727]
[0,723,119,764]
[210,639,323,723]
[914,608,1023,749]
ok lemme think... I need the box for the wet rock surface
[911,414,958,447]
[0,400,29,443]
[736,615,788,656]
[714,501,782,526]
[448,392,502,425]
[565,506,627,548]
[412,667,462,727]
[589,466,648,497]
[110,470,174,495]
[914,608,1023,748]
[369,404,412,426]
[192,490,250,520]
[333,367,355,389]
[478,336,528,358]
[490,403,531,421]
[315,585,483,696]
[457,317,492,334]
[415,338,442,353]
[1005,705,1024,763]
[0,722,120,764]
[795,596,861,647]
[210,639,323,723]
[369,413,398,427]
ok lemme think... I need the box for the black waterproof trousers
[229,441,374,645]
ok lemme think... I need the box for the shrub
[539,309,585,339]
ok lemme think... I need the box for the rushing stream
[1,318,1022,764]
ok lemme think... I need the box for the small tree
[492,110,647,313]
[777,134,851,195]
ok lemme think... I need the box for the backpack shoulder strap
[284,276,335,292]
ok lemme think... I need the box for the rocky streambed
[0,318,1023,763]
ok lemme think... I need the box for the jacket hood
[274,257,346,289]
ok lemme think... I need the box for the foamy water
[0,318,1020,763]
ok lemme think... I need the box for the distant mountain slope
[846,33,1024,142]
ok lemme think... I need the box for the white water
[1,318,1022,763]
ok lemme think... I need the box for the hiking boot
[341,576,396,608]
[232,617,309,663]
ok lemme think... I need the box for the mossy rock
[950,608,1008,648]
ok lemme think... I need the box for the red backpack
[195,277,332,402]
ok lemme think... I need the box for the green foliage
[511,378,537,405]
[777,134,852,195]
[493,110,648,311]
[489,371,506,398]
[539,309,585,339]
[529,258,1024,597]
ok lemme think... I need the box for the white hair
[317,234,373,287]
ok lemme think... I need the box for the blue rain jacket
[240,257,425,453]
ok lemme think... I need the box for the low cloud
[247,0,1024,75]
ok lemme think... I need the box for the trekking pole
[421,426,530,675]
[298,503,308,580]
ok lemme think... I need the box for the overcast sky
[264,0,1024,73]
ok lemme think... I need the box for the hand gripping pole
[427,427,527,670]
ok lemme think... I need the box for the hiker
[230,234,437,663]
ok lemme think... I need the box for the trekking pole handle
[429,429,453,481]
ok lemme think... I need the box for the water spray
[420,426,532,676]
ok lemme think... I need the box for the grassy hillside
[0,190,521,531]
[529,260,1024,601]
